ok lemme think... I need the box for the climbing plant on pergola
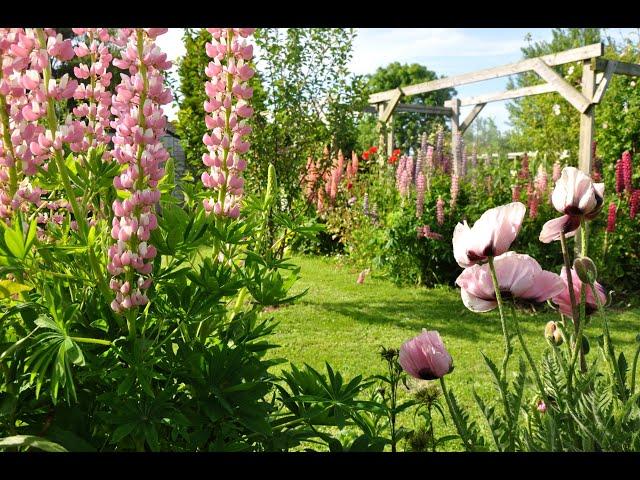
[368,42,640,245]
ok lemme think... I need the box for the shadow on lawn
[317,300,504,342]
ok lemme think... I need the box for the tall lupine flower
[201,28,255,218]
[435,126,444,166]
[535,164,548,198]
[552,160,562,182]
[398,167,411,198]
[450,173,459,210]
[615,158,624,195]
[436,196,445,226]
[622,150,633,194]
[425,145,434,192]
[417,224,443,241]
[460,137,467,176]
[511,183,521,202]
[456,252,565,312]
[606,202,617,233]
[405,155,414,185]
[528,190,540,219]
[351,150,358,178]
[0,28,80,222]
[453,132,462,176]
[71,28,113,159]
[518,154,529,180]
[539,167,604,243]
[631,190,640,220]
[399,330,453,380]
[416,171,425,218]
[108,28,171,313]
[552,267,607,317]
[363,192,369,216]
[395,155,406,190]
[452,202,526,268]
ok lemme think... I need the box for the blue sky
[157,28,637,132]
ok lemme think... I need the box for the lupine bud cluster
[71,28,114,158]
[606,202,617,233]
[417,224,443,241]
[631,190,640,220]
[107,28,171,313]
[552,160,562,182]
[512,183,521,202]
[416,171,425,218]
[615,158,624,195]
[621,151,633,194]
[201,28,255,218]
[436,196,445,225]
[518,154,529,180]
[527,182,540,219]
[450,173,459,210]
[534,164,548,197]
[435,126,444,165]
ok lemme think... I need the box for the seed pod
[574,256,597,284]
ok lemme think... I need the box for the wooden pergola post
[575,59,597,255]
[447,98,461,176]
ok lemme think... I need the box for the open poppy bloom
[399,330,453,380]
[455,251,565,312]
[552,267,607,317]
[453,202,526,268]
[539,166,604,243]
[369,146,378,154]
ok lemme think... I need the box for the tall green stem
[509,303,546,397]
[487,256,511,379]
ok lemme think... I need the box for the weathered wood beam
[459,83,555,106]
[459,103,486,134]
[445,98,461,176]
[379,89,402,123]
[369,43,604,104]
[365,103,453,115]
[531,58,592,113]
[592,60,618,104]
[595,58,640,77]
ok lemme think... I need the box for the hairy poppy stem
[488,256,511,380]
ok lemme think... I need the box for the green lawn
[264,255,640,449]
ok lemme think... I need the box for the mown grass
[264,255,640,450]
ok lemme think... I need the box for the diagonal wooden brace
[379,88,403,123]
[459,103,486,134]
[592,60,618,104]
[532,58,592,113]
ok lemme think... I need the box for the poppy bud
[573,256,597,284]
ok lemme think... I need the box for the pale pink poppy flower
[399,330,453,380]
[455,252,565,312]
[540,167,604,243]
[453,202,526,268]
[552,267,607,317]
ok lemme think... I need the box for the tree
[463,116,509,157]
[358,62,455,154]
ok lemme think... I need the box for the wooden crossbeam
[368,43,604,104]
[379,88,402,123]
[592,60,618,104]
[459,103,485,133]
[531,58,592,113]
[595,58,640,77]
[365,103,453,116]
[459,83,555,106]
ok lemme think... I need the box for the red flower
[388,155,398,164]
[347,182,353,190]
[393,148,401,156]
[369,146,378,154]
[362,151,369,160]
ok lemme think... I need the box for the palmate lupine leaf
[23,315,86,404]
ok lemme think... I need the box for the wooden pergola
[368,42,640,178]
